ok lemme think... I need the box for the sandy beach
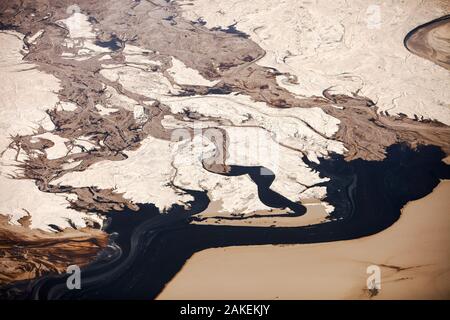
[159,179,450,300]
[0,0,449,300]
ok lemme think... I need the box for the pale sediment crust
[0,0,449,289]
[158,180,450,300]
[0,214,108,285]
[405,15,450,70]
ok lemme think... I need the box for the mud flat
[181,0,450,125]
[0,0,449,298]
[8,144,446,299]
[405,15,450,70]
[0,214,108,287]
[159,180,450,300]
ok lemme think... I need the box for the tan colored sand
[444,155,450,165]
[158,180,450,300]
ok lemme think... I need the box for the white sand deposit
[168,57,219,86]
[55,130,330,222]
[0,31,99,231]
[31,132,69,160]
[160,93,345,163]
[57,12,111,58]
[181,0,450,125]
[100,64,179,99]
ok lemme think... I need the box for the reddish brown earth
[0,0,449,285]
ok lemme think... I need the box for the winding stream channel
[8,144,447,299]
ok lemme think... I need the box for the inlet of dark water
[95,35,122,51]
[3,143,449,299]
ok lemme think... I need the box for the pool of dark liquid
[211,22,250,38]
[95,35,122,51]
[2,143,449,299]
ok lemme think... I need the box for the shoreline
[12,144,447,300]
[158,180,450,300]
[0,0,449,300]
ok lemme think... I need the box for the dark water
[174,85,233,97]
[211,23,250,39]
[2,144,449,299]
[95,35,122,51]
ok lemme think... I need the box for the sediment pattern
[0,215,107,286]
[405,15,450,70]
[0,0,449,295]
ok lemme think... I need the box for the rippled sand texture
[0,30,110,284]
[159,180,450,300]
[0,214,108,285]
[0,0,449,290]
[405,15,450,70]
[181,0,450,125]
